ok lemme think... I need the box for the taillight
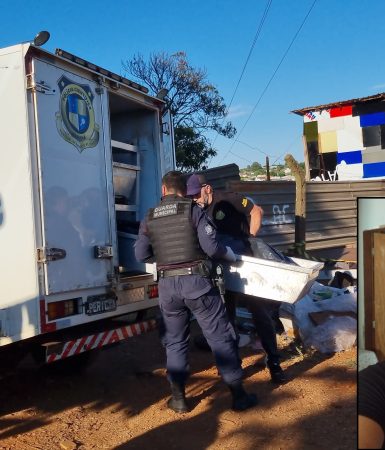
[47,298,81,321]
[148,285,159,299]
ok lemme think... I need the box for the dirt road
[0,323,357,450]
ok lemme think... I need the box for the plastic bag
[302,316,357,353]
[282,282,357,353]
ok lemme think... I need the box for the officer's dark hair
[162,171,186,195]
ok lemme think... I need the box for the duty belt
[158,264,204,278]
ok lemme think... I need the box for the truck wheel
[0,345,28,373]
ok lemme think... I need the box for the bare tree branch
[122,52,236,170]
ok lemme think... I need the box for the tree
[246,162,263,172]
[122,52,235,171]
[174,127,216,172]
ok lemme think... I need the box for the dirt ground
[0,322,357,450]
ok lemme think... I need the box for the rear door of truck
[160,109,176,175]
[31,58,116,295]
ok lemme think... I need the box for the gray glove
[223,246,237,262]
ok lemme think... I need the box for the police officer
[135,171,257,413]
[186,173,286,384]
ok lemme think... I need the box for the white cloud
[226,105,251,120]
[371,83,385,91]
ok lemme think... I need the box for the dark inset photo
[358,197,385,448]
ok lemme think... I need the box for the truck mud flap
[43,319,157,364]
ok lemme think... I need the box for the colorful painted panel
[337,117,364,152]
[302,100,385,180]
[362,125,381,147]
[360,112,385,127]
[317,117,344,133]
[319,131,338,153]
[381,125,385,149]
[363,161,385,178]
[330,105,352,118]
[353,101,385,116]
[336,162,363,180]
[304,121,318,142]
[362,147,385,164]
[303,109,330,122]
[337,150,362,164]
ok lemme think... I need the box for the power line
[235,139,270,157]
[228,150,254,165]
[230,132,304,168]
[211,0,273,148]
[271,132,304,165]
[218,0,318,166]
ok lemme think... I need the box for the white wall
[358,198,385,348]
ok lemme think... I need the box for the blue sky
[2,0,385,169]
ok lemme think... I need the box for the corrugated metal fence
[199,165,385,252]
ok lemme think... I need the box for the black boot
[228,382,258,411]
[267,361,287,384]
[167,382,189,413]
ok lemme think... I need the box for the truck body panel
[0,43,174,352]
[0,45,40,343]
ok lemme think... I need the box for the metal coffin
[223,255,324,303]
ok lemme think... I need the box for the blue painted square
[360,112,385,127]
[337,150,362,165]
[363,161,385,178]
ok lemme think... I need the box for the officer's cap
[186,173,208,196]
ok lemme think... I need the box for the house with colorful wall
[292,93,385,181]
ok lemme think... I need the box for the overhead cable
[211,0,273,148]
[219,0,318,165]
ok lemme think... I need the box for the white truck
[0,39,175,364]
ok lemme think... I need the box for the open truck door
[159,108,176,175]
[31,58,116,295]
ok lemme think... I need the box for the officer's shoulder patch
[242,198,248,207]
[215,210,225,220]
[205,224,214,235]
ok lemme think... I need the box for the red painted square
[329,105,353,118]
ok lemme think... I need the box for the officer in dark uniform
[186,173,286,384]
[135,171,257,413]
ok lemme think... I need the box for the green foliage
[246,162,263,172]
[122,52,235,170]
[240,159,304,179]
[175,127,216,172]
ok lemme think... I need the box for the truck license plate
[85,295,117,315]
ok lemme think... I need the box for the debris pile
[280,276,357,353]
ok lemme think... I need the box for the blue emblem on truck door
[55,75,100,152]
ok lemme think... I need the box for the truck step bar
[43,319,157,364]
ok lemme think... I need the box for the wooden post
[302,135,310,181]
[285,154,306,254]
[266,156,270,181]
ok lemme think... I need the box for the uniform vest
[146,196,206,268]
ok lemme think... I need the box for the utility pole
[285,154,306,254]
[265,156,270,181]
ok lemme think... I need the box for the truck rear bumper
[43,317,157,364]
